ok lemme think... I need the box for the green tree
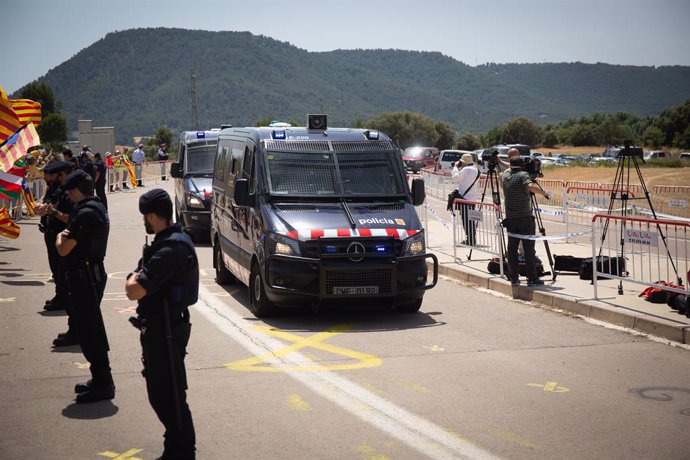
[367,112,439,149]
[656,99,690,146]
[434,122,456,150]
[642,126,664,149]
[672,125,690,149]
[542,131,559,148]
[147,126,176,158]
[38,113,67,150]
[17,81,61,115]
[502,116,541,146]
[456,132,481,150]
[569,125,597,146]
[481,126,504,146]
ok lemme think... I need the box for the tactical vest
[63,198,109,268]
[155,231,199,312]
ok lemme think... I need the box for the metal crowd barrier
[107,160,171,192]
[451,198,505,271]
[420,168,454,199]
[590,213,690,300]
[564,186,636,239]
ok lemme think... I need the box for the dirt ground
[537,146,690,188]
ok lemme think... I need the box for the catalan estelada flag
[0,86,22,144]
[10,99,42,126]
[0,205,20,239]
[0,123,41,173]
[21,181,35,216]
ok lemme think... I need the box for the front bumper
[180,210,211,234]
[263,252,438,306]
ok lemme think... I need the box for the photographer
[451,154,480,245]
[501,152,551,286]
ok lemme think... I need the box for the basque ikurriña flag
[0,123,41,173]
[0,170,23,200]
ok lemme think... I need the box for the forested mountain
[24,28,690,144]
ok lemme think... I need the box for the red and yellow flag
[122,156,137,188]
[10,99,42,126]
[0,87,22,144]
[0,205,20,239]
[0,123,41,173]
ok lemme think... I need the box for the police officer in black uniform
[37,161,82,347]
[125,189,197,460]
[56,170,114,403]
[93,152,108,208]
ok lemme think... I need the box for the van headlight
[403,231,425,256]
[185,193,205,209]
[266,233,301,256]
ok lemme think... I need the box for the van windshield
[265,149,405,197]
[186,142,217,174]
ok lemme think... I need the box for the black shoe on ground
[44,301,66,311]
[75,383,115,404]
[527,279,545,286]
[53,334,79,347]
[510,279,520,286]
[74,379,93,393]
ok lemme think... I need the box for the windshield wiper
[340,198,356,228]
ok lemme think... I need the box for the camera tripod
[466,165,507,268]
[600,142,681,294]
[528,180,556,281]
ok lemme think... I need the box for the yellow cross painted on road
[225,324,382,372]
[0,297,16,302]
[98,448,143,459]
[527,381,569,393]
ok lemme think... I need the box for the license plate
[333,286,379,295]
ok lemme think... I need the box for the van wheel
[396,298,423,313]
[214,242,235,285]
[249,262,275,317]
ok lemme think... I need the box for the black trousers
[459,203,477,245]
[141,317,195,459]
[96,186,107,209]
[45,233,78,334]
[504,216,538,282]
[66,268,112,385]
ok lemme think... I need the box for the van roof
[219,126,393,143]
[181,130,221,143]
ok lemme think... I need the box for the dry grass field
[536,146,690,188]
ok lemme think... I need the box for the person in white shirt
[451,153,481,245]
[132,144,145,187]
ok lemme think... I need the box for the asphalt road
[1,183,690,460]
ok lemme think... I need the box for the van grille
[359,203,405,212]
[331,141,396,152]
[265,140,330,152]
[325,269,393,295]
[274,204,319,212]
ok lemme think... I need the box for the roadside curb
[429,261,689,344]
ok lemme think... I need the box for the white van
[436,149,473,173]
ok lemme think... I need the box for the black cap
[139,188,172,217]
[44,161,72,174]
[63,169,90,190]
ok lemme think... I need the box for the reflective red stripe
[386,228,399,238]
[408,229,418,236]
[286,230,298,240]
[337,228,350,237]
[358,228,372,237]
[311,229,324,239]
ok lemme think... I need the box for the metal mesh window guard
[336,151,404,195]
[266,151,337,195]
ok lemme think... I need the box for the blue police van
[211,116,437,316]
[171,129,221,241]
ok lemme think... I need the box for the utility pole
[190,70,198,130]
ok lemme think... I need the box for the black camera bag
[578,256,626,280]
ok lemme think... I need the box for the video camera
[480,148,500,171]
[519,157,543,179]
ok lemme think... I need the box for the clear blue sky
[3,0,689,94]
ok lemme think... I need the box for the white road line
[193,284,501,460]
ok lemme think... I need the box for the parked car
[680,152,690,161]
[644,150,671,161]
[401,146,438,173]
[585,154,616,164]
[436,149,473,173]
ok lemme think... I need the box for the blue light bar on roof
[272,130,286,140]
[196,131,205,138]
[364,130,379,140]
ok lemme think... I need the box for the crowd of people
[27,150,198,459]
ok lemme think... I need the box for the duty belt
[64,262,105,282]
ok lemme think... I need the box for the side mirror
[233,178,252,207]
[411,178,426,206]
[170,162,182,178]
